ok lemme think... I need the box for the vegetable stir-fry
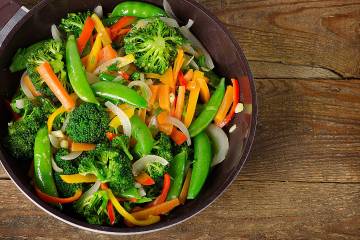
[4,1,243,227]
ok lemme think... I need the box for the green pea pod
[111,1,166,18]
[189,78,225,137]
[187,132,212,199]
[34,127,58,197]
[167,149,188,200]
[66,35,99,104]
[120,186,141,199]
[92,81,148,108]
[99,73,116,82]
[130,115,154,157]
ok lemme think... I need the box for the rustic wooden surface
[1,0,360,239]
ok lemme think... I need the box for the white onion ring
[140,73,145,82]
[15,99,25,109]
[160,17,179,28]
[127,81,152,102]
[77,180,101,203]
[206,124,229,167]
[20,71,35,100]
[51,130,64,138]
[51,24,62,41]
[182,43,199,57]
[185,19,194,29]
[189,58,199,70]
[94,5,103,18]
[94,56,134,75]
[61,151,83,161]
[48,134,60,149]
[167,116,191,146]
[105,101,132,137]
[139,187,146,197]
[163,0,178,21]
[132,155,169,176]
[51,157,63,173]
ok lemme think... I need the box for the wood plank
[240,78,360,182]
[198,0,360,78]
[1,179,360,239]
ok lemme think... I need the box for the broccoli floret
[111,135,133,160]
[152,132,173,162]
[26,39,69,99]
[54,149,82,197]
[124,18,184,74]
[66,103,110,143]
[74,190,109,225]
[59,11,91,38]
[145,162,167,180]
[130,72,141,81]
[78,153,108,182]
[5,97,55,160]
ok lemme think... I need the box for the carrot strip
[179,169,192,204]
[135,172,155,186]
[170,129,187,145]
[36,62,75,111]
[158,85,170,112]
[173,49,184,88]
[159,67,173,86]
[98,45,117,66]
[183,69,193,82]
[149,85,159,108]
[174,86,186,120]
[132,198,180,220]
[215,85,234,125]
[110,16,136,39]
[71,142,96,152]
[183,85,200,127]
[23,74,41,97]
[77,17,95,54]
[157,111,169,125]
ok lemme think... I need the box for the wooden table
[1,0,360,239]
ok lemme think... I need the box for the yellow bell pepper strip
[184,69,193,82]
[215,85,234,125]
[173,49,184,88]
[105,189,161,226]
[158,84,170,112]
[86,34,102,72]
[149,85,159,108]
[174,86,185,120]
[186,81,197,91]
[179,169,192,204]
[159,67,173,86]
[47,106,66,132]
[132,198,180,220]
[71,142,96,152]
[145,73,162,79]
[183,85,200,127]
[109,104,135,129]
[35,186,82,204]
[91,13,112,46]
[60,174,97,184]
[157,111,170,125]
[193,70,210,103]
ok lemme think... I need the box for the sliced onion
[94,56,134,75]
[235,103,244,113]
[179,26,214,70]
[148,115,158,128]
[189,58,199,70]
[128,81,152,102]
[51,24,62,41]
[132,155,169,176]
[52,157,63,173]
[48,134,60,148]
[160,17,179,28]
[15,99,25,109]
[20,71,35,100]
[105,101,132,137]
[61,114,70,132]
[163,0,178,21]
[185,19,194,29]
[139,187,146,197]
[60,139,69,149]
[61,151,83,161]
[134,182,141,188]
[78,180,101,203]
[167,116,191,146]
[140,73,145,82]
[133,19,150,29]
[206,124,229,167]
[94,5,103,18]
[182,43,199,57]
[86,71,99,84]
[51,130,64,138]
[229,124,237,133]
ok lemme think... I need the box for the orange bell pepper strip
[157,111,169,125]
[158,124,173,135]
[106,132,117,141]
[184,69,193,82]
[60,174,97,184]
[158,85,170,112]
[86,34,102,72]
[81,55,89,66]
[159,67,173,86]
[218,79,240,128]
[110,16,136,39]
[138,109,147,122]
[135,172,155,186]
[170,129,187,145]
[173,49,184,88]
[91,13,112,46]
[71,142,96,152]
[215,85,234,125]
[149,85,159,108]
[35,185,82,204]
[77,17,95,54]
[132,198,180,220]
[148,173,171,207]
[183,85,200,127]
[36,62,75,112]
[98,45,117,66]
[179,169,192,204]
[47,106,66,132]
[174,86,185,120]
[193,70,210,103]
[106,189,160,226]
[23,74,41,97]
[186,81,197,91]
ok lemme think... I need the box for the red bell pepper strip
[170,129,187,145]
[77,17,95,54]
[106,132,117,141]
[119,71,130,81]
[35,185,82,204]
[218,79,240,128]
[148,173,171,207]
[178,71,187,87]
[100,183,116,225]
[110,16,136,39]
[135,172,155,186]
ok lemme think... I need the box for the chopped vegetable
[91,13,112,46]
[217,79,240,128]
[86,34,102,72]
[110,16,136,39]
[135,172,155,186]
[158,85,170,112]
[183,85,200,127]
[112,1,166,18]
[215,85,234,125]
[132,198,180,220]
[35,186,82,204]
[179,169,192,204]
[60,174,97,184]
[71,142,96,152]
[77,17,95,54]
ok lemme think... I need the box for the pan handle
[0,0,29,47]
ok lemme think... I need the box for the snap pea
[187,132,212,199]
[111,1,166,18]
[188,78,225,137]
[167,149,188,200]
[130,115,154,157]
[92,81,147,108]
[34,127,58,197]
[66,35,99,104]
[99,73,116,82]
[120,186,141,199]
